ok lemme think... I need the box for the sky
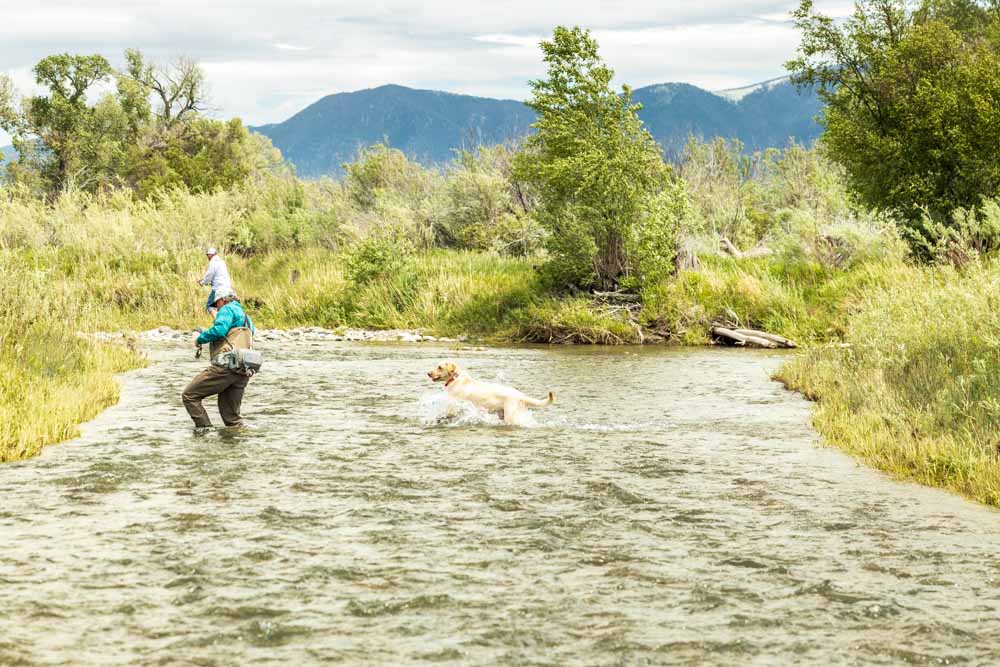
[0,0,854,145]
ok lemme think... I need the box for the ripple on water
[2,344,1000,665]
[346,593,454,617]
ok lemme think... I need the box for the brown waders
[182,325,253,427]
[182,366,250,427]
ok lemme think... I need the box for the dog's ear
[444,361,458,374]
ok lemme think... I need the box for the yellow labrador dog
[427,361,555,425]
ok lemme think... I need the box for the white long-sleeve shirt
[199,255,232,295]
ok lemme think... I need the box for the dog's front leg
[443,399,463,418]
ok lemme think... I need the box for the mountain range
[0,78,823,179]
[252,77,823,178]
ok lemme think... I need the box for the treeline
[7,1,1000,276]
[0,51,283,198]
[789,0,1000,258]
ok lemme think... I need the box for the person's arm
[196,307,235,345]
[198,262,216,286]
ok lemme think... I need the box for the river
[1,342,999,666]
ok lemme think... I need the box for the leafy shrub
[343,143,439,211]
[343,225,415,285]
[226,177,351,256]
[439,145,543,256]
[910,198,1000,267]
[678,138,854,250]
[624,185,691,292]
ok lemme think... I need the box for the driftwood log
[720,237,775,259]
[711,326,797,349]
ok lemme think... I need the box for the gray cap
[213,287,237,302]
[206,246,218,256]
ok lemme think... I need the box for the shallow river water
[2,343,1000,666]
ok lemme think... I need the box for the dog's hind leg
[502,400,528,426]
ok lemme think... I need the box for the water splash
[418,391,508,427]
[418,392,665,431]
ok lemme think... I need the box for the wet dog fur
[427,361,555,426]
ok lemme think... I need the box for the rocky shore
[82,326,463,345]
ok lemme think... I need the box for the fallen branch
[732,328,798,349]
[592,290,641,303]
[720,237,774,259]
[720,237,742,258]
[710,326,797,349]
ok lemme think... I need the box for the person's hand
[191,331,201,345]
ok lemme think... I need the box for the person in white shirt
[198,247,233,317]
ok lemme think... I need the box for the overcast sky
[0,0,853,145]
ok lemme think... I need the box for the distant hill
[252,85,535,178]
[253,78,822,177]
[636,78,824,157]
[713,76,791,102]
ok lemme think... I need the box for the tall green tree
[787,0,1000,253]
[0,50,284,198]
[515,27,687,291]
[0,54,119,194]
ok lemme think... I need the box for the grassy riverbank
[777,260,1000,506]
[0,273,146,462]
[0,238,899,462]
[4,240,899,344]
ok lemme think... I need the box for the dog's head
[427,361,460,383]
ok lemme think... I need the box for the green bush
[440,145,544,256]
[343,143,439,212]
[226,177,352,256]
[344,225,415,285]
[678,138,855,251]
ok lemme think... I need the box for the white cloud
[273,43,313,52]
[0,0,853,137]
[474,34,541,47]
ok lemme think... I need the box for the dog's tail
[525,391,555,408]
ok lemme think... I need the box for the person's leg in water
[182,365,242,427]
[217,374,250,427]
[206,289,218,319]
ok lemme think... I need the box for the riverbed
[1,342,998,665]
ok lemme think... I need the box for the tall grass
[644,252,909,345]
[777,261,1000,506]
[0,265,145,462]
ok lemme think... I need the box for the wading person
[198,247,232,318]
[182,288,258,429]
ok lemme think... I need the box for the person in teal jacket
[195,295,255,349]
[182,288,256,428]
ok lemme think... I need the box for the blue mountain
[252,84,535,178]
[252,78,822,177]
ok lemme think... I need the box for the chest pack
[210,314,264,376]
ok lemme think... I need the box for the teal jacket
[197,301,254,345]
